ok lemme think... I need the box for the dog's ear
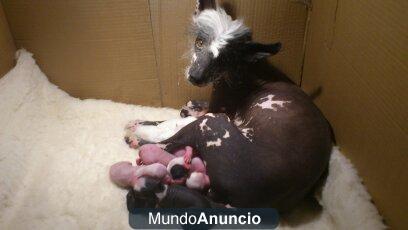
[195,0,217,14]
[244,42,282,62]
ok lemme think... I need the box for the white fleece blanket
[0,50,385,229]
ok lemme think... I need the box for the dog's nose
[189,75,206,86]
[188,75,200,85]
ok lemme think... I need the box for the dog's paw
[124,132,142,149]
[125,131,152,149]
[180,100,209,118]
[125,120,143,132]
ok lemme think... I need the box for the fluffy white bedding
[0,50,385,229]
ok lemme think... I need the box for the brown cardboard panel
[302,0,408,228]
[150,0,308,108]
[149,0,212,109]
[2,0,161,106]
[333,0,408,133]
[0,1,15,77]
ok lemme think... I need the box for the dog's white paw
[125,120,143,132]
[124,131,141,149]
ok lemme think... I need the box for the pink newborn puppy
[135,144,210,189]
[137,144,188,185]
[186,157,210,190]
[109,161,168,191]
[138,144,191,170]
[190,157,207,173]
[137,144,176,165]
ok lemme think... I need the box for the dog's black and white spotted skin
[125,0,332,212]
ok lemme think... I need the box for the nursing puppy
[126,0,332,212]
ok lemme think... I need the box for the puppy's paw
[180,100,209,118]
[135,155,143,165]
[183,146,193,167]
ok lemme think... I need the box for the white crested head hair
[193,8,250,57]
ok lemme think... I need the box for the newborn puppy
[138,144,209,189]
[137,144,177,166]
[186,157,210,190]
[138,144,189,184]
[157,185,216,208]
[109,161,168,191]
[126,184,224,211]
[127,183,159,212]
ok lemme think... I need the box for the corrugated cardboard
[219,0,308,84]
[301,0,408,228]
[2,0,162,106]
[148,0,211,108]
[0,1,15,77]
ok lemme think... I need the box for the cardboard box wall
[0,0,407,228]
[301,0,408,228]
[0,1,14,77]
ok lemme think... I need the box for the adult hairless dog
[126,0,332,212]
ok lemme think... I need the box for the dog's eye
[195,38,204,49]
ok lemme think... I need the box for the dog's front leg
[124,116,197,148]
[159,112,251,154]
[157,116,204,153]
[124,100,209,149]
